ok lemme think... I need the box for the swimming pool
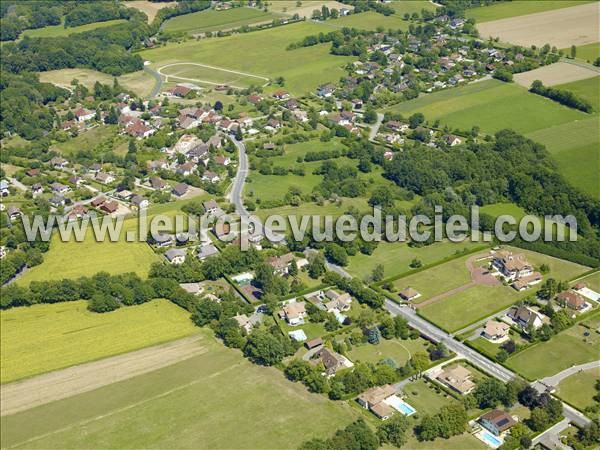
[383,395,416,416]
[477,430,503,448]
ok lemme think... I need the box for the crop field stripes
[158,62,271,88]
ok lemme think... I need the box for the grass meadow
[20,19,127,39]
[576,271,600,292]
[325,11,412,31]
[140,22,355,95]
[0,300,197,383]
[465,1,592,23]
[506,318,600,379]
[0,329,358,449]
[347,338,429,366]
[160,63,267,88]
[386,79,587,135]
[555,75,600,112]
[568,42,600,64]
[556,369,600,411]
[163,7,281,34]
[525,116,599,198]
[50,124,118,155]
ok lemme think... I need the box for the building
[305,337,324,350]
[399,287,421,301]
[266,253,295,275]
[172,183,189,197]
[165,248,186,265]
[280,301,307,326]
[492,251,533,281]
[167,85,192,97]
[131,195,149,209]
[312,347,353,376]
[557,291,587,311]
[436,366,475,395]
[357,385,396,419]
[203,199,220,215]
[233,313,262,334]
[507,306,546,330]
[173,134,201,154]
[7,206,22,221]
[74,107,95,122]
[479,410,517,436]
[99,201,118,214]
[511,272,542,291]
[482,320,510,342]
[198,243,219,260]
[50,157,69,169]
[444,134,462,146]
[323,290,352,313]
[96,172,115,185]
[153,233,173,248]
[202,171,220,183]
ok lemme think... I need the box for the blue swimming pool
[480,430,502,448]
[384,396,416,416]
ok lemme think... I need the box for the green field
[141,22,355,95]
[347,239,485,280]
[160,63,268,88]
[420,284,521,333]
[555,75,600,112]
[507,320,600,380]
[576,271,600,292]
[20,19,127,39]
[163,7,280,34]
[480,202,528,220]
[505,246,590,281]
[325,11,412,31]
[348,337,429,366]
[465,1,592,23]
[556,369,600,411]
[0,300,197,383]
[0,329,358,449]
[386,79,587,135]
[51,124,118,155]
[526,117,600,198]
[567,42,600,64]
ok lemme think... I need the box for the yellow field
[0,300,198,383]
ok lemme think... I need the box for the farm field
[346,239,485,280]
[476,2,599,48]
[50,124,118,155]
[0,329,358,449]
[506,318,600,380]
[556,369,600,411]
[269,1,351,17]
[124,1,177,22]
[386,79,586,135]
[465,1,592,23]
[347,338,429,367]
[567,42,600,64]
[140,22,355,95]
[554,75,600,111]
[20,19,127,39]
[162,7,281,35]
[513,62,599,88]
[325,11,412,31]
[0,300,197,383]
[39,68,156,98]
[420,284,521,333]
[526,116,599,198]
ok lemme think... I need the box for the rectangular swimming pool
[384,395,416,416]
[478,430,503,448]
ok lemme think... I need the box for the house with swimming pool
[357,385,417,420]
[474,409,517,448]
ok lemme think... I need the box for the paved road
[384,298,592,428]
[144,66,163,99]
[531,418,571,448]
[369,113,384,141]
[8,177,27,192]
[540,360,600,388]
[227,135,250,218]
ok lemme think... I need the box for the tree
[496,349,509,362]
[363,108,378,124]
[377,414,409,447]
[570,45,577,58]
[288,259,298,277]
[324,243,348,266]
[408,112,424,128]
[493,68,514,82]
[410,352,429,377]
[88,293,119,313]
[214,100,223,111]
[243,329,287,365]
[371,264,385,282]
[284,359,312,381]
[474,378,508,408]
[307,253,326,278]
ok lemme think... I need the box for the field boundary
[157,62,271,88]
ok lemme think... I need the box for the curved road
[144,66,163,99]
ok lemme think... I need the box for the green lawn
[576,271,600,292]
[555,75,600,112]
[465,1,592,23]
[526,117,600,198]
[347,239,485,281]
[386,79,587,135]
[162,7,280,34]
[50,125,119,156]
[20,19,127,39]
[506,320,600,380]
[0,329,358,449]
[0,300,197,383]
[420,284,521,333]
[348,338,429,367]
[567,42,600,64]
[140,21,355,96]
[508,246,590,281]
[480,202,528,220]
[556,369,600,411]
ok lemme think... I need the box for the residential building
[479,410,517,436]
[557,291,587,310]
[507,306,547,330]
[198,243,219,260]
[312,347,353,376]
[280,301,307,326]
[399,287,421,301]
[165,248,186,265]
[131,195,149,209]
[172,182,189,197]
[266,253,295,275]
[357,385,396,420]
[436,366,475,395]
[482,320,510,342]
[492,251,533,281]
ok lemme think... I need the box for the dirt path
[0,335,207,417]
[416,253,498,309]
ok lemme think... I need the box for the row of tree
[529,80,593,113]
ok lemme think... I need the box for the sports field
[526,116,599,198]
[140,22,355,95]
[39,68,156,98]
[465,1,592,23]
[476,2,599,48]
[386,79,586,135]
[162,7,281,34]
[0,300,197,383]
[20,19,127,39]
[420,284,521,333]
[346,239,485,280]
[0,329,358,449]
[506,319,600,379]
[556,369,600,411]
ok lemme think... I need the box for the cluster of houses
[376,118,463,153]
